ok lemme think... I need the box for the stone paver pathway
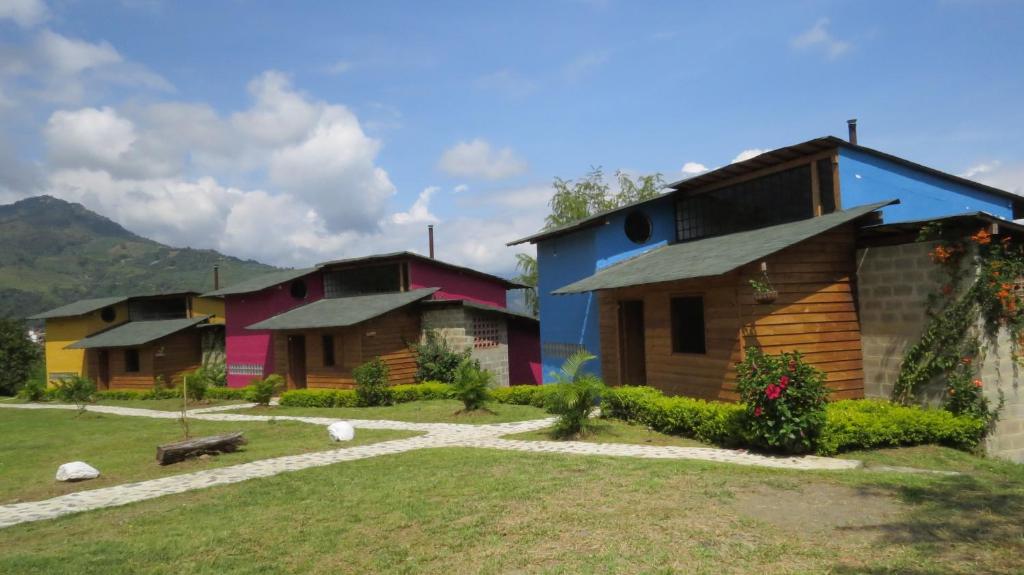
[0,402,860,529]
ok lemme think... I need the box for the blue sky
[1,0,1022,274]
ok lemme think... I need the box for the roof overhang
[67,316,210,349]
[246,288,439,331]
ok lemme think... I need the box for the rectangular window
[670,297,706,354]
[323,264,401,298]
[675,164,814,241]
[472,318,502,349]
[817,158,836,214]
[322,335,336,367]
[129,297,188,321]
[124,348,141,373]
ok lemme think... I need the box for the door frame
[96,349,111,390]
[287,334,307,389]
[617,299,647,386]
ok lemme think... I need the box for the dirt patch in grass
[733,483,905,536]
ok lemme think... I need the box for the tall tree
[517,169,664,315]
[0,319,41,396]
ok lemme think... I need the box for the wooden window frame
[124,348,141,373]
[669,294,707,355]
[322,334,336,367]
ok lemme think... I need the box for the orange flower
[930,245,953,263]
[972,228,992,245]
[962,357,973,366]
[973,379,983,388]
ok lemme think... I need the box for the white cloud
[391,186,439,225]
[0,0,48,28]
[474,69,538,99]
[438,138,528,180]
[36,30,121,75]
[961,161,1000,179]
[731,149,767,163]
[681,162,708,175]
[324,60,353,75]
[563,51,609,83]
[961,160,1024,198]
[791,18,851,59]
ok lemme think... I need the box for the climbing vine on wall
[892,223,1011,426]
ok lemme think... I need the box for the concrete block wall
[858,240,1024,462]
[421,306,510,387]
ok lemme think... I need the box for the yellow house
[30,292,225,387]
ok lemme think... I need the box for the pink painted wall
[408,259,508,308]
[508,320,542,385]
[224,271,323,387]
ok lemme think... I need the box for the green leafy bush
[55,375,96,414]
[414,330,471,384]
[17,376,47,401]
[248,374,283,405]
[279,388,359,408]
[818,399,986,455]
[736,348,829,454]
[391,381,452,402]
[601,386,745,446]
[354,358,392,407]
[205,386,253,400]
[452,359,492,411]
[182,368,210,401]
[546,351,605,438]
[0,319,42,396]
[490,384,559,407]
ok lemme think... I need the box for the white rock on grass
[55,461,100,482]
[327,421,355,442]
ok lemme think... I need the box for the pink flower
[754,406,763,417]
[765,384,782,400]
[779,375,790,389]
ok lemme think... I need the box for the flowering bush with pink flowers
[736,347,829,453]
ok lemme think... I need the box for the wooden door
[287,335,307,389]
[618,300,647,386]
[97,350,110,390]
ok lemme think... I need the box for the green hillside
[0,195,280,319]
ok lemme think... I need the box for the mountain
[0,195,280,319]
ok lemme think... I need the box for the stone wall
[420,306,510,387]
[857,240,1024,461]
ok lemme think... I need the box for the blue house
[509,126,1022,399]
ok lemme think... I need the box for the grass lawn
[229,399,551,424]
[505,418,709,447]
[0,408,418,504]
[92,398,247,411]
[0,444,1021,574]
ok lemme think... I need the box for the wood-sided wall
[86,328,204,390]
[598,224,863,401]
[272,307,421,389]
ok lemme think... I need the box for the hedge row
[278,382,559,409]
[92,386,256,402]
[601,386,987,455]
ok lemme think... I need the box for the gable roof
[317,251,527,289]
[508,135,1021,247]
[203,267,316,297]
[246,288,439,331]
[67,316,209,349]
[552,200,895,294]
[28,296,128,320]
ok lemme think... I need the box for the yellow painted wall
[191,295,225,323]
[43,302,129,382]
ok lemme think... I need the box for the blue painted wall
[838,147,1014,222]
[537,194,676,382]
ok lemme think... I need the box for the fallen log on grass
[156,432,247,465]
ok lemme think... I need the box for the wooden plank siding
[272,307,422,390]
[599,224,863,401]
[87,328,204,391]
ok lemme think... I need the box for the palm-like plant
[548,350,605,438]
[452,359,493,412]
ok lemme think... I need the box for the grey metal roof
[246,288,439,331]
[419,298,538,322]
[29,296,128,320]
[202,267,316,297]
[509,135,1022,247]
[553,201,896,294]
[67,316,209,349]
[316,251,528,289]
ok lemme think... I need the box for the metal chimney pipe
[847,118,858,145]
[213,265,220,290]
[428,225,435,259]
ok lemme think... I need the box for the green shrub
[55,375,96,414]
[601,386,745,446]
[817,399,986,455]
[0,319,42,396]
[182,368,210,401]
[490,384,559,408]
[205,386,252,400]
[547,351,605,438]
[279,388,359,408]
[736,348,829,454]
[391,381,452,402]
[17,376,47,401]
[354,357,392,407]
[248,374,283,405]
[414,330,471,384]
[452,359,492,412]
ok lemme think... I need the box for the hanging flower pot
[749,276,777,305]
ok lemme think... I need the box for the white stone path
[0,402,860,530]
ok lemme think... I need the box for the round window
[289,279,308,299]
[100,306,117,323]
[624,211,652,244]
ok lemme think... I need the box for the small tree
[414,331,471,384]
[548,351,605,438]
[355,357,392,407]
[55,375,96,415]
[451,358,492,412]
[0,319,41,396]
[184,367,212,401]
[248,374,283,406]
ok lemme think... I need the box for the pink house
[206,252,541,388]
